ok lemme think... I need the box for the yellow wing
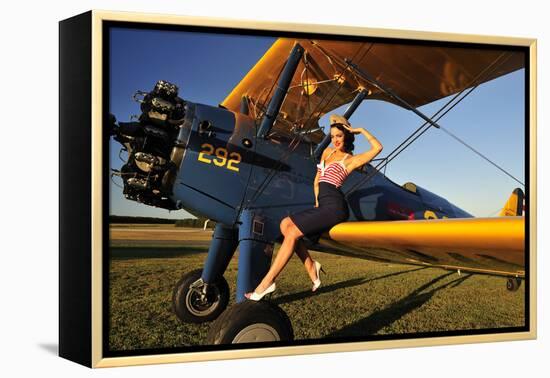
[317,217,525,277]
[221,38,524,142]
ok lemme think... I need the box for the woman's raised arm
[341,126,383,173]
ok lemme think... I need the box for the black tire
[506,277,522,292]
[206,301,294,344]
[172,269,229,323]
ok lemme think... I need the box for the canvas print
[107,24,527,355]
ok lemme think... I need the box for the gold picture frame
[59,10,537,368]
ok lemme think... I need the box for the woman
[245,114,383,300]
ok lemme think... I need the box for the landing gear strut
[172,224,238,323]
[205,210,294,344]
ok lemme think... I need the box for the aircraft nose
[110,80,189,210]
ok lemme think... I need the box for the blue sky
[109,27,525,219]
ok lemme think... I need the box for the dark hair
[330,123,355,153]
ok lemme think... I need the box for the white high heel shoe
[312,261,325,292]
[245,282,276,301]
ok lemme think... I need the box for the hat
[329,114,351,127]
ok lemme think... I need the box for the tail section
[499,188,525,216]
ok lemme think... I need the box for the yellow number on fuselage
[198,143,241,173]
[213,147,228,167]
[423,210,448,220]
[198,143,214,164]
[424,210,437,219]
[227,152,241,172]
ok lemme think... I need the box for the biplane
[110,36,526,344]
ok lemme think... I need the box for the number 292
[197,143,241,172]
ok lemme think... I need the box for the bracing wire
[439,127,524,187]
[243,43,523,210]
[243,43,370,208]
[351,83,482,194]
[343,51,523,196]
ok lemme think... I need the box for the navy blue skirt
[290,182,350,238]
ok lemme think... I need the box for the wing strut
[257,43,305,138]
[241,45,366,210]
[307,47,525,194]
[345,57,525,188]
[313,88,369,160]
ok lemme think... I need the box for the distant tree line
[174,218,216,229]
[109,215,215,229]
[109,215,175,224]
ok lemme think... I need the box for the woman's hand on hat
[342,123,363,134]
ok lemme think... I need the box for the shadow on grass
[326,272,473,338]
[273,266,430,306]
[110,247,208,260]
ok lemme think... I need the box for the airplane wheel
[206,301,294,344]
[506,277,522,292]
[172,269,229,323]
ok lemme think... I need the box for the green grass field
[109,226,525,351]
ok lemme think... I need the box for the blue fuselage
[169,101,471,242]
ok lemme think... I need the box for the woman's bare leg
[250,217,303,294]
[294,239,318,282]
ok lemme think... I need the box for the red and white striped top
[317,150,350,188]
